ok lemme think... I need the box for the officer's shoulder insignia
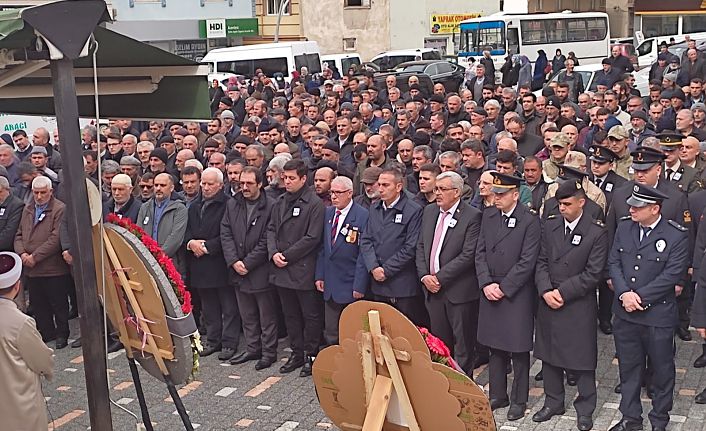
[620,215,631,221]
[668,219,688,232]
[547,214,557,219]
[684,210,692,224]
[528,208,538,215]
[593,219,605,228]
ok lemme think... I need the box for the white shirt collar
[643,215,662,231]
[502,203,517,218]
[564,211,583,233]
[383,195,401,210]
[441,199,461,217]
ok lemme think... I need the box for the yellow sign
[430,14,481,34]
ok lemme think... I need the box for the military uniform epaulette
[547,214,557,219]
[668,220,688,232]
[528,208,538,215]
[620,215,631,221]
[594,219,605,227]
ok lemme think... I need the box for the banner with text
[430,13,481,34]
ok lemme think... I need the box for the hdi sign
[206,19,227,38]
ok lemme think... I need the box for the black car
[395,60,465,94]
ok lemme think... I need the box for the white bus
[202,41,321,84]
[457,11,610,70]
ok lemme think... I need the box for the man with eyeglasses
[315,176,368,346]
[415,170,482,375]
[138,172,155,202]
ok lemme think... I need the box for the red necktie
[331,210,341,245]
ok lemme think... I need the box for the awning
[0,7,211,120]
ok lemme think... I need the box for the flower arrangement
[106,213,202,378]
[418,327,462,373]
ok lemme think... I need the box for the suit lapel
[440,204,463,250]
[492,206,519,247]
[331,208,350,255]
[638,219,665,251]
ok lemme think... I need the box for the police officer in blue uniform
[608,183,690,431]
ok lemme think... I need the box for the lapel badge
[572,234,582,245]
[656,239,666,253]
[507,217,516,228]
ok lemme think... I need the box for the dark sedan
[395,60,466,94]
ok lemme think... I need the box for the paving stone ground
[44,319,706,430]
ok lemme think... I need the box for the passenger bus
[457,11,610,71]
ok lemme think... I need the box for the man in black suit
[267,159,324,377]
[0,176,25,251]
[608,183,689,431]
[533,180,609,431]
[415,171,482,375]
[475,172,541,421]
[221,166,278,371]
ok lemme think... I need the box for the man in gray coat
[136,173,188,273]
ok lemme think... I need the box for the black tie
[503,215,509,226]
[565,226,571,239]
[641,226,652,243]
[595,178,602,188]
[666,169,673,180]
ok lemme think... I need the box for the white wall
[111,0,254,22]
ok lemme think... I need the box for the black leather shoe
[608,419,643,431]
[651,427,666,431]
[677,327,692,341]
[507,403,526,421]
[68,307,79,320]
[199,344,221,357]
[532,406,565,422]
[255,358,275,370]
[535,370,544,381]
[55,338,68,349]
[279,354,304,373]
[614,383,622,393]
[230,351,261,365]
[299,356,313,377]
[107,340,123,353]
[71,338,82,348]
[599,320,613,335]
[695,387,706,404]
[694,344,706,368]
[566,371,577,386]
[577,415,593,431]
[489,398,509,410]
[218,347,237,361]
[473,356,489,369]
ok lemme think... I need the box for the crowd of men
[1,37,706,431]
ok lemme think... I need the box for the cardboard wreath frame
[313,300,496,431]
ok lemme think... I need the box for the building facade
[633,0,706,39]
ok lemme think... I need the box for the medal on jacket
[293,207,300,217]
[656,239,666,252]
[572,234,582,245]
[507,217,516,228]
[346,226,359,243]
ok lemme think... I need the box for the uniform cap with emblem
[490,172,523,194]
[555,179,584,200]
[0,252,21,290]
[626,183,670,207]
[630,146,666,170]
[556,164,588,184]
[589,145,618,163]
[656,130,683,152]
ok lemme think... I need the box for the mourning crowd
[0,37,706,431]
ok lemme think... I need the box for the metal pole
[50,58,113,431]
[127,357,154,431]
[274,0,291,43]
[165,375,194,430]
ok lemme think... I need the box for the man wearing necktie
[475,172,541,421]
[415,171,482,375]
[660,132,701,193]
[607,183,689,431]
[315,176,369,346]
[533,180,608,431]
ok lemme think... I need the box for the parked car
[393,60,466,94]
[369,48,442,70]
[535,64,649,97]
[611,43,639,70]
[373,73,436,100]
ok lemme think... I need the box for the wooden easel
[341,310,420,431]
[93,225,194,431]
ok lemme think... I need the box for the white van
[635,31,706,69]
[202,41,322,84]
[369,49,442,70]
[321,53,362,75]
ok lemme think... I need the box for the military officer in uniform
[660,132,702,194]
[589,145,627,333]
[533,180,608,431]
[476,172,541,421]
[693,194,706,402]
[608,184,690,431]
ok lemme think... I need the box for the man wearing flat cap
[533,180,608,431]
[608,183,689,431]
[628,110,655,150]
[0,252,54,430]
[475,172,541,421]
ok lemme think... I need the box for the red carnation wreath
[418,326,463,373]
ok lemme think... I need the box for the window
[520,17,607,45]
[585,18,608,41]
[343,38,357,51]
[436,62,454,74]
[294,53,322,74]
[266,0,290,15]
[520,21,547,44]
[424,64,439,76]
[641,16,678,38]
[684,14,706,34]
[217,58,289,77]
[546,19,567,43]
[567,19,587,42]
[422,51,441,60]
[344,0,371,7]
[341,57,361,72]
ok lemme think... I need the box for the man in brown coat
[14,176,71,349]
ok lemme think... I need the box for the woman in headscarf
[551,49,566,74]
[517,55,533,88]
[501,53,517,87]
[532,50,549,90]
